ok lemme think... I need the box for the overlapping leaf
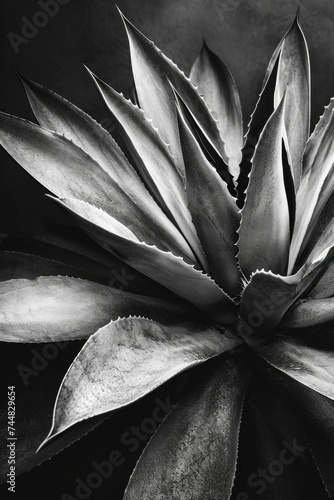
[0,276,193,342]
[0,113,194,262]
[119,10,227,174]
[176,97,241,297]
[53,197,237,323]
[238,94,290,278]
[190,42,243,177]
[124,353,250,500]
[87,69,207,271]
[42,317,241,445]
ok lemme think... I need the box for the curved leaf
[18,74,143,190]
[53,197,237,323]
[288,109,334,273]
[176,99,241,297]
[190,42,243,177]
[87,69,207,271]
[0,112,194,261]
[42,317,241,446]
[0,340,108,482]
[0,250,101,282]
[238,94,290,278]
[124,352,250,500]
[273,17,310,190]
[119,10,227,174]
[0,276,192,342]
[281,298,334,328]
[309,259,334,298]
[249,333,334,401]
[238,245,334,333]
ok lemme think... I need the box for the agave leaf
[87,69,208,271]
[303,98,334,176]
[53,197,237,323]
[0,250,101,282]
[297,173,334,264]
[0,341,108,483]
[281,298,334,328]
[288,110,334,273]
[309,260,334,298]
[0,112,195,261]
[175,97,241,297]
[123,352,250,500]
[119,10,227,174]
[18,74,144,190]
[284,379,334,497]
[236,371,318,500]
[238,245,334,333]
[238,93,290,278]
[248,333,334,401]
[41,317,241,446]
[273,17,310,190]
[0,276,193,342]
[190,42,243,177]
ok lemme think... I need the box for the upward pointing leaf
[190,42,243,178]
[175,97,241,298]
[268,16,311,190]
[119,10,227,174]
[238,94,290,278]
[87,70,208,271]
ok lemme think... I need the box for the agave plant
[1,9,334,500]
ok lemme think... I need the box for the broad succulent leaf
[124,353,250,500]
[282,298,334,328]
[120,10,227,173]
[257,16,310,191]
[42,318,241,445]
[285,380,334,498]
[190,42,243,177]
[239,245,334,332]
[238,93,290,278]
[53,197,237,323]
[0,341,108,482]
[248,333,334,400]
[0,250,102,282]
[289,109,334,272]
[0,276,192,342]
[309,260,334,298]
[176,98,241,297]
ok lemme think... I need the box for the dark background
[1,0,334,239]
[1,1,334,499]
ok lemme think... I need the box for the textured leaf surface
[190,42,243,177]
[239,246,334,333]
[43,318,241,444]
[282,298,334,328]
[289,110,334,272]
[55,197,237,323]
[0,112,193,261]
[0,341,107,483]
[249,333,334,401]
[121,11,226,173]
[273,17,310,190]
[176,101,240,297]
[238,95,290,278]
[124,352,250,500]
[19,75,144,190]
[0,276,192,342]
[88,70,207,270]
